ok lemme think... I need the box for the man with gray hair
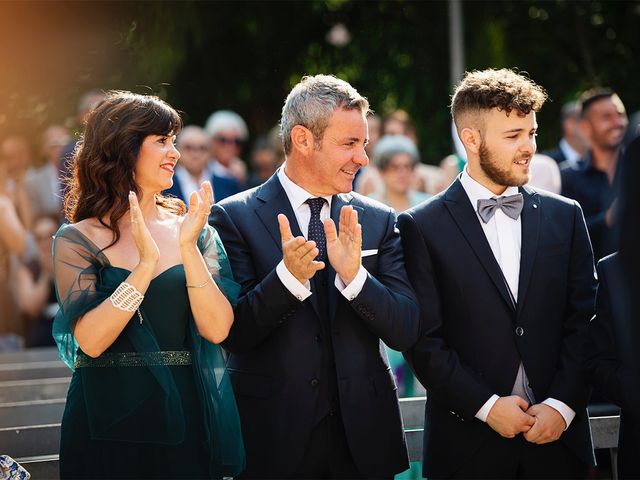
[211,74,419,478]
[205,109,249,188]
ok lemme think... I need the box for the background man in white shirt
[398,68,596,478]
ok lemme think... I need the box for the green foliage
[1,0,639,163]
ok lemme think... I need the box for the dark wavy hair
[64,90,185,248]
[451,68,548,127]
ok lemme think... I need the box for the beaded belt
[74,350,192,368]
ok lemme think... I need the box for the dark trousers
[449,433,587,479]
[290,413,364,479]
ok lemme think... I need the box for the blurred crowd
[0,87,638,397]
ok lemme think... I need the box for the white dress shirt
[559,138,581,167]
[174,166,211,200]
[459,167,575,429]
[275,165,367,302]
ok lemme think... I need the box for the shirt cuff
[475,394,500,422]
[542,398,575,430]
[335,265,367,301]
[276,260,312,301]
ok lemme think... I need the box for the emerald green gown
[52,224,245,479]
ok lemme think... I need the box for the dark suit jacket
[542,144,567,165]
[560,151,621,261]
[397,179,596,478]
[164,171,240,203]
[210,173,419,478]
[587,253,640,479]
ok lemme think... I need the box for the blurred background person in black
[560,88,627,261]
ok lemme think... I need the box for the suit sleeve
[348,210,419,351]
[586,261,624,406]
[544,202,596,411]
[398,211,495,419]
[210,204,304,354]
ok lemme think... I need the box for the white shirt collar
[175,166,209,194]
[559,138,580,165]
[277,163,333,210]
[459,166,519,212]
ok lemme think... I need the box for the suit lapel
[254,174,303,254]
[444,180,516,311]
[516,186,540,316]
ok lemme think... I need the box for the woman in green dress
[52,91,244,479]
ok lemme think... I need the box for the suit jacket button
[516,326,524,336]
[310,378,319,387]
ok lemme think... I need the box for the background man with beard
[398,69,596,478]
[560,88,628,261]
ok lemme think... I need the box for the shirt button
[296,295,302,301]
[349,295,356,301]
[516,326,524,337]
[310,378,319,387]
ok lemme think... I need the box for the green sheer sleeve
[198,224,240,306]
[194,224,245,476]
[52,223,109,369]
[52,224,245,477]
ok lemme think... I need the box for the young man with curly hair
[398,69,596,478]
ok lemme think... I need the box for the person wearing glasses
[205,110,249,190]
[367,134,429,213]
[164,125,240,203]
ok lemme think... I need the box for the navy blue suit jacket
[210,173,419,478]
[398,179,596,477]
[164,172,240,203]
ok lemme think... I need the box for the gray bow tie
[477,193,524,223]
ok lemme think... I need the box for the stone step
[0,377,70,403]
[15,455,59,479]
[0,399,65,428]
[0,423,60,458]
[0,347,60,364]
[0,364,71,382]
